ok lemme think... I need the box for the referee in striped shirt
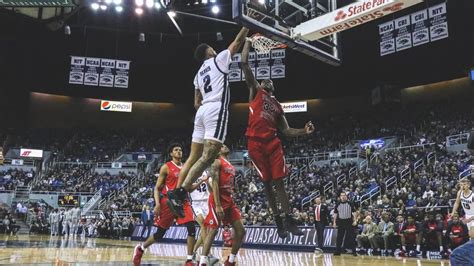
[333,191,357,256]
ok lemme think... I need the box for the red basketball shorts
[248,137,288,182]
[154,196,194,229]
[204,196,241,229]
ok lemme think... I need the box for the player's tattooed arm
[228,27,249,56]
[194,89,203,110]
[242,39,259,102]
[277,115,315,138]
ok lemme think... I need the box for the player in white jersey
[167,27,249,217]
[452,178,474,235]
[70,206,81,236]
[190,171,211,258]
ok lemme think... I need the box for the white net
[249,35,286,53]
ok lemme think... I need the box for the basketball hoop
[248,34,287,53]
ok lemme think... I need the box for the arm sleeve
[215,49,232,74]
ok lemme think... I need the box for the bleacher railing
[414,158,424,171]
[336,174,346,187]
[358,186,380,206]
[82,189,102,215]
[459,168,472,180]
[385,176,397,190]
[426,152,436,164]
[400,167,411,180]
[300,190,320,210]
[323,182,333,195]
[446,132,470,147]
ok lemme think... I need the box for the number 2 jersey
[193,49,232,105]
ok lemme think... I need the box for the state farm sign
[20,148,43,158]
[293,0,423,41]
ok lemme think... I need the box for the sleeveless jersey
[246,89,284,141]
[216,157,236,208]
[190,171,210,202]
[460,190,474,216]
[161,161,182,195]
[193,49,232,105]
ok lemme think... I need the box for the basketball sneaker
[224,257,235,266]
[284,214,304,236]
[208,255,219,265]
[184,259,195,266]
[167,189,186,217]
[132,244,144,266]
[274,215,288,238]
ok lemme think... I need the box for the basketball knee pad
[153,227,167,241]
[185,222,196,238]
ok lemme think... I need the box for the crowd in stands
[0,169,35,191]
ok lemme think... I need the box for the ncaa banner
[99,59,116,87]
[115,60,131,88]
[69,56,85,84]
[229,53,242,82]
[132,225,339,250]
[379,21,395,56]
[394,15,412,51]
[256,51,271,80]
[84,57,100,86]
[429,2,448,42]
[270,49,285,79]
[411,9,429,46]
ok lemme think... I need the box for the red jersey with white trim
[161,161,182,195]
[245,89,283,141]
[213,157,236,209]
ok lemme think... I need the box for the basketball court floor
[0,235,450,265]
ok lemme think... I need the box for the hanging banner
[429,2,448,42]
[68,56,131,88]
[378,2,448,56]
[115,60,131,88]
[69,56,85,84]
[394,15,412,52]
[84,57,100,86]
[256,51,271,80]
[379,21,395,56]
[229,53,242,82]
[99,59,116,87]
[270,49,285,79]
[411,9,430,46]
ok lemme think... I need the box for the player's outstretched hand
[305,121,315,134]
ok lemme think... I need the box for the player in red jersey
[199,145,245,266]
[133,143,196,266]
[241,39,315,238]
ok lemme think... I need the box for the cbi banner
[229,49,286,83]
[132,225,339,249]
[68,56,131,88]
[378,2,448,56]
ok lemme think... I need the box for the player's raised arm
[242,39,259,102]
[277,114,315,138]
[228,27,249,56]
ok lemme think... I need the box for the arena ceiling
[0,0,472,104]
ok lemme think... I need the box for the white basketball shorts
[192,201,209,218]
[192,101,229,144]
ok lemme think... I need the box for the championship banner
[229,53,242,82]
[256,51,271,80]
[69,56,85,84]
[429,2,448,42]
[68,56,131,88]
[378,1,448,55]
[379,21,395,56]
[411,9,429,46]
[132,226,340,250]
[84,57,100,86]
[394,15,412,51]
[99,59,116,87]
[270,49,285,79]
[115,60,131,88]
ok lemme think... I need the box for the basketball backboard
[233,0,342,66]
[233,0,424,66]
